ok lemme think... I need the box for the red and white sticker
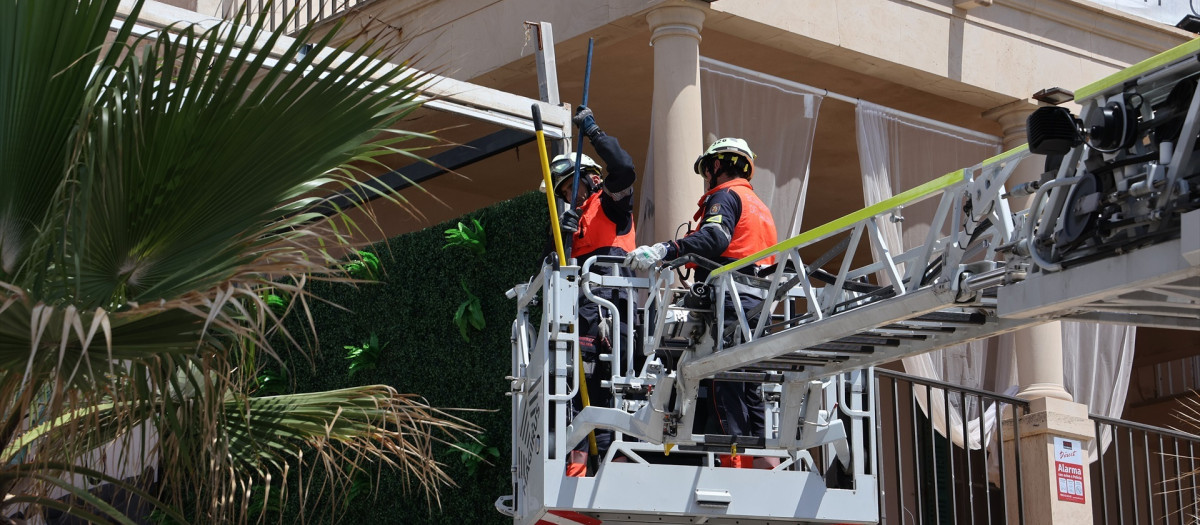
[1054,437,1085,504]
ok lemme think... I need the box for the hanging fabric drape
[638,58,823,246]
[855,100,1004,449]
[855,101,1136,461]
[989,324,1133,462]
[1062,321,1136,461]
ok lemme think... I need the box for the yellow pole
[576,349,598,456]
[533,105,567,265]
[531,105,597,457]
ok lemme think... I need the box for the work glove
[559,208,580,235]
[624,243,669,271]
[573,105,603,141]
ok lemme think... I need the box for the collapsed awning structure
[116,1,573,216]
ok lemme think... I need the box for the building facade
[159,0,1200,522]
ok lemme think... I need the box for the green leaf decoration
[264,293,287,315]
[254,368,290,397]
[452,280,485,342]
[451,435,501,476]
[345,333,384,377]
[443,218,486,256]
[345,250,382,280]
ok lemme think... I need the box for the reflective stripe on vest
[695,179,777,267]
[572,192,636,258]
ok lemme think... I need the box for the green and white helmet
[693,137,756,179]
[540,153,602,193]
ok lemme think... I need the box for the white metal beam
[115,0,573,139]
[998,239,1200,319]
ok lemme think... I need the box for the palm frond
[0,0,475,523]
[0,0,127,283]
[217,387,480,513]
[63,10,429,309]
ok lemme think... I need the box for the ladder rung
[769,354,850,365]
[807,343,874,353]
[659,338,692,349]
[908,311,988,325]
[703,434,766,449]
[879,323,957,333]
[834,335,901,346]
[861,330,930,341]
[712,371,785,383]
[743,363,806,372]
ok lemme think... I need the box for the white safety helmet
[693,137,756,179]
[539,153,602,193]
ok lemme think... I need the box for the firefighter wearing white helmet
[541,152,602,203]
[692,137,756,182]
[624,136,775,275]
[623,137,778,457]
[545,105,639,477]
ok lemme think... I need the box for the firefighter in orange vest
[624,137,777,466]
[543,106,638,475]
[553,106,638,263]
[625,137,776,279]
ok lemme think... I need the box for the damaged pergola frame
[114,0,572,216]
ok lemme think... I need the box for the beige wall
[194,0,226,16]
[300,0,1189,242]
[321,0,1189,110]
[704,0,1188,108]
[156,0,195,11]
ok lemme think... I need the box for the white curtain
[856,100,1004,449]
[991,323,1134,461]
[1063,321,1136,461]
[637,58,823,245]
[856,101,1136,460]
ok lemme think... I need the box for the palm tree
[0,1,476,522]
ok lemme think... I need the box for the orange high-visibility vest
[572,191,636,258]
[693,178,777,267]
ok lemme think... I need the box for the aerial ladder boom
[501,37,1200,525]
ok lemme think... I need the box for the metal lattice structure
[502,37,1200,525]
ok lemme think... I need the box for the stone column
[983,98,1074,402]
[982,98,1041,204]
[985,98,1092,522]
[647,2,707,243]
[1001,397,1095,523]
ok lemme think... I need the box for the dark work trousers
[571,299,614,458]
[696,292,766,439]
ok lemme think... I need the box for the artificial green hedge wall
[280,191,548,524]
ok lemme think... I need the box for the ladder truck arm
[501,37,1200,525]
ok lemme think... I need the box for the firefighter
[624,137,777,468]
[550,106,637,263]
[542,106,638,475]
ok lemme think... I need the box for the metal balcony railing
[230,0,371,33]
[1091,414,1200,524]
[876,369,1031,525]
[877,369,1200,524]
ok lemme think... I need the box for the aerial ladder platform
[499,37,1200,525]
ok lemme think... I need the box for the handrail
[876,368,1031,408]
[1090,412,1200,441]
[978,143,1029,168]
[1075,36,1200,101]
[709,140,1037,281]
[709,169,969,278]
